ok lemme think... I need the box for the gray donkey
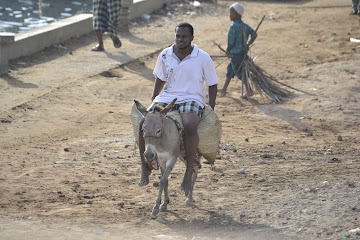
[134,98,199,217]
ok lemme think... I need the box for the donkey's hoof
[160,204,167,212]
[185,198,193,207]
[150,214,157,219]
[151,208,159,216]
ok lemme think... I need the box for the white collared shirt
[153,44,218,108]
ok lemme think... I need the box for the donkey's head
[134,98,177,162]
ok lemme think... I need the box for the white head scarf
[230,2,244,16]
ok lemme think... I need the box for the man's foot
[181,173,193,196]
[112,36,122,48]
[349,10,358,15]
[91,44,104,51]
[138,168,151,186]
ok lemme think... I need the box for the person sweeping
[218,2,257,97]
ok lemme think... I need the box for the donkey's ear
[134,100,148,117]
[160,98,177,116]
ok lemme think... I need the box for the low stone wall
[10,14,93,61]
[0,0,177,74]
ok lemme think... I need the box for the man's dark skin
[138,26,217,195]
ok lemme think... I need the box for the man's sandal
[91,44,104,52]
[112,36,122,48]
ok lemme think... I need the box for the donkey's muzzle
[144,150,156,162]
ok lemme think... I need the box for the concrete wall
[11,14,93,61]
[131,0,169,19]
[0,0,178,74]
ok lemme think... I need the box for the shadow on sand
[0,74,38,89]
[8,32,97,71]
[161,205,300,240]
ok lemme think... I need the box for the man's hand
[226,51,230,58]
[208,85,217,110]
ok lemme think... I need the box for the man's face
[229,8,239,21]
[175,27,194,50]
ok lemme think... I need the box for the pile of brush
[239,52,291,102]
[213,15,292,103]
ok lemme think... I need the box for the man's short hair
[175,23,194,36]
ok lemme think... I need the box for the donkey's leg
[185,155,201,206]
[151,168,165,217]
[159,158,176,212]
[185,170,198,207]
[160,178,169,212]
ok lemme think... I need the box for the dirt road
[1,0,360,239]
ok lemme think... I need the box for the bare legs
[91,31,104,51]
[218,77,254,98]
[219,55,254,97]
[180,112,200,195]
[218,77,232,97]
[91,31,122,51]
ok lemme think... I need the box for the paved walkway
[0,29,173,112]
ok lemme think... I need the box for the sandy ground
[1,0,360,239]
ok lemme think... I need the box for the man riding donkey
[137,23,219,195]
